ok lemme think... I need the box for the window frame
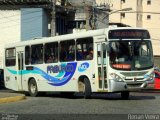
[147,15,151,20]
[44,42,58,63]
[59,40,75,62]
[76,37,94,61]
[147,0,151,5]
[25,46,30,65]
[5,48,16,67]
[31,44,44,65]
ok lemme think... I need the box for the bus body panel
[3,27,154,95]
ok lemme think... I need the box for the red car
[154,70,160,89]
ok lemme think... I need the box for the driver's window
[140,42,148,56]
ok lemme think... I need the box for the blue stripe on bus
[7,62,77,86]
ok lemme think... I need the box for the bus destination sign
[108,29,150,39]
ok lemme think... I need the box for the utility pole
[83,1,94,30]
[51,0,56,36]
[85,6,91,30]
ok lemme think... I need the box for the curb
[0,95,26,103]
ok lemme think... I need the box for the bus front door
[17,51,24,90]
[97,42,108,91]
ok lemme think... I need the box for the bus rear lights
[110,73,123,82]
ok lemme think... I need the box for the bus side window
[25,46,30,65]
[60,40,75,62]
[31,44,43,64]
[5,48,16,67]
[45,42,58,63]
[86,47,93,60]
[76,37,93,61]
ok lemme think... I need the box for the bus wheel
[84,78,92,99]
[78,77,91,99]
[28,79,38,97]
[121,91,130,99]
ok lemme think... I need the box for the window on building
[67,20,86,29]
[31,44,43,64]
[121,13,125,18]
[121,0,125,3]
[147,15,151,20]
[5,48,16,67]
[76,37,93,61]
[137,0,142,6]
[60,40,75,62]
[45,42,58,63]
[147,0,151,5]
[25,46,30,65]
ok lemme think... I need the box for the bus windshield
[109,40,153,70]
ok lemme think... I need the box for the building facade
[0,9,21,67]
[96,0,160,56]
[0,0,84,67]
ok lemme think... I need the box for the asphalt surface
[0,87,159,104]
[0,88,26,103]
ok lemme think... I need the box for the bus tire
[28,79,38,97]
[84,77,92,99]
[121,91,130,99]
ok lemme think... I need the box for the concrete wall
[0,10,21,68]
[142,0,160,56]
[21,8,49,41]
[96,0,160,56]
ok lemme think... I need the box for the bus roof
[4,27,148,48]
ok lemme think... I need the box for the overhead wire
[0,1,160,41]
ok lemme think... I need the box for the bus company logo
[78,62,89,72]
[47,64,74,73]
[7,62,77,86]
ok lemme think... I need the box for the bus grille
[125,78,144,81]
[127,83,143,88]
[120,71,147,77]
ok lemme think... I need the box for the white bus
[4,27,154,99]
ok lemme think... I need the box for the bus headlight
[149,72,154,81]
[144,72,155,81]
[110,73,123,82]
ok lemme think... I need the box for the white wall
[143,0,160,56]
[97,0,160,56]
[0,10,20,68]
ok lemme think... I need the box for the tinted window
[45,42,58,63]
[60,40,75,62]
[31,44,43,64]
[5,48,16,67]
[25,46,30,65]
[76,37,93,61]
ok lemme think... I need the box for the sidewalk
[0,88,26,103]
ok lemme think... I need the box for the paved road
[0,91,160,120]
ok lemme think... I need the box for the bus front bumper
[110,80,154,92]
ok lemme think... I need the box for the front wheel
[84,78,92,99]
[28,79,38,97]
[121,91,130,99]
[78,77,92,99]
